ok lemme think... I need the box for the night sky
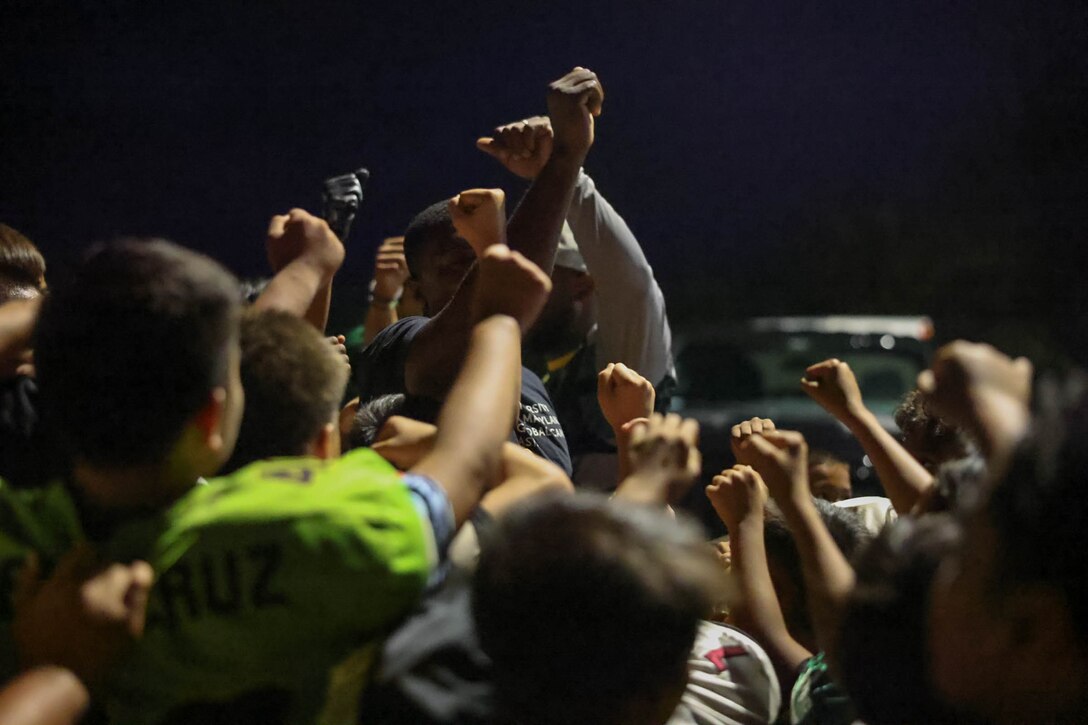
[2,0,1086,357]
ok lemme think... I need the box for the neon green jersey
[0,448,434,725]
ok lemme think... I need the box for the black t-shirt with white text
[355,317,572,476]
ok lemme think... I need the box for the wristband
[368,279,401,309]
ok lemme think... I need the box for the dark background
[2,0,1086,364]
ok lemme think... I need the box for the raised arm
[802,358,934,513]
[706,465,812,692]
[363,237,409,346]
[612,413,700,507]
[917,341,1033,469]
[597,362,657,485]
[410,246,552,525]
[252,209,345,328]
[736,430,855,660]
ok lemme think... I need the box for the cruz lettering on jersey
[149,543,289,629]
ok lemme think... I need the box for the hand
[327,334,350,372]
[706,465,769,531]
[477,116,555,180]
[729,417,776,463]
[13,546,154,686]
[472,244,552,333]
[448,189,506,258]
[734,430,810,508]
[266,208,345,276]
[622,413,701,504]
[372,415,438,470]
[597,362,656,431]
[801,358,865,422]
[372,236,409,301]
[547,67,604,160]
[917,341,1032,453]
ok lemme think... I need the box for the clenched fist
[477,116,555,180]
[547,67,604,160]
[449,189,507,258]
[706,465,768,531]
[597,362,656,431]
[266,208,345,277]
[472,244,552,333]
[801,359,865,422]
[733,429,810,507]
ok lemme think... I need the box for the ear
[570,271,595,302]
[307,421,339,460]
[191,387,228,454]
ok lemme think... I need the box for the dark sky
[1,0,1084,312]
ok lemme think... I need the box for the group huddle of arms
[0,64,1085,725]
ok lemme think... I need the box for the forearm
[778,496,856,658]
[844,406,934,513]
[0,668,89,725]
[252,259,329,319]
[412,315,522,525]
[303,281,333,332]
[480,443,574,516]
[505,151,583,275]
[729,517,814,684]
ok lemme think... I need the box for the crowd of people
[0,66,1085,725]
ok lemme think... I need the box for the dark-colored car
[672,316,934,535]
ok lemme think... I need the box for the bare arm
[362,236,409,346]
[409,246,552,525]
[252,209,344,325]
[739,431,856,660]
[802,359,934,513]
[612,413,700,507]
[706,466,812,692]
[0,669,89,725]
[597,362,657,485]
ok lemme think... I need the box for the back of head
[34,239,239,468]
[840,514,970,725]
[403,200,455,280]
[0,223,46,302]
[223,309,349,472]
[345,393,406,451]
[763,499,871,639]
[472,494,723,725]
[895,389,970,469]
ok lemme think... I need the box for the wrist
[368,279,402,309]
[546,146,587,170]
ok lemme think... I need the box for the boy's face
[415,233,477,315]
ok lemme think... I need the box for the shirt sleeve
[401,472,456,557]
[565,170,675,387]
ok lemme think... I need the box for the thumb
[476,138,510,162]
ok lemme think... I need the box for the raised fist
[13,546,154,686]
[372,236,409,301]
[477,116,555,180]
[801,359,865,422]
[706,465,768,531]
[734,429,810,506]
[448,189,507,258]
[597,362,656,431]
[266,208,345,277]
[917,340,1033,455]
[729,417,776,464]
[547,67,604,160]
[625,413,702,503]
[472,244,552,333]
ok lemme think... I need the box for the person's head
[221,310,349,473]
[342,393,406,452]
[525,228,596,357]
[473,494,723,725]
[807,448,853,502]
[403,200,477,315]
[763,499,870,650]
[840,514,974,725]
[928,382,1088,723]
[0,224,46,289]
[895,389,970,473]
[33,239,243,504]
